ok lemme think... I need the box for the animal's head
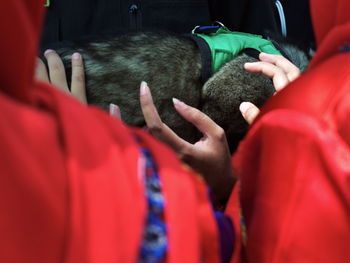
[200,32,310,152]
[201,54,275,151]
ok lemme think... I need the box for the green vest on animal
[194,26,282,73]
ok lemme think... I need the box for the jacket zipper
[129,3,142,31]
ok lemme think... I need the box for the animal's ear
[276,41,310,71]
[264,33,310,71]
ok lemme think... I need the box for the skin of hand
[139,81,236,207]
[36,50,121,120]
[240,52,301,124]
[35,49,87,104]
[36,50,235,204]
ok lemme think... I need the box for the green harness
[193,26,282,74]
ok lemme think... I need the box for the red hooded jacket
[229,0,350,262]
[0,1,221,263]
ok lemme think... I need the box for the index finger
[244,61,289,92]
[259,53,300,81]
[139,82,190,152]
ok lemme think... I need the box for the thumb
[239,102,260,125]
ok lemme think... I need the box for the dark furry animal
[46,31,308,151]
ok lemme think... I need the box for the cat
[44,30,308,151]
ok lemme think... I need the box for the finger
[259,53,301,82]
[35,58,49,82]
[44,49,70,93]
[139,81,190,151]
[70,53,87,104]
[172,98,225,140]
[239,102,260,125]
[244,61,289,92]
[109,103,121,120]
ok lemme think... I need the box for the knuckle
[148,123,164,135]
[50,61,63,72]
[288,69,301,81]
[190,109,206,123]
[178,149,192,163]
[275,66,285,74]
[73,72,85,83]
[73,61,84,70]
[140,97,153,109]
[275,54,284,59]
[245,107,258,123]
[213,126,226,140]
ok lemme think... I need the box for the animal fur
[45,31,308,151]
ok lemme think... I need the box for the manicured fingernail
[44,49,54,56]
[72,52,81,60]
[140,81,148,95]
[239,102,250,114]
[109,103,120,118]
[109,103,116,114]
[172,98,188,109]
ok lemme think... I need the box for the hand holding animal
[44,25,308,151]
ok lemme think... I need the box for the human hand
[240,53,301,124]
[139,81,235,207]
[35,50,87,104]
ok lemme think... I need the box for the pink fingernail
[72,52,81,60]
[140,81,149,95]
[239,102,250,114]
[109,103,121,119]
[44,49,54,56]
[172,98,188,109]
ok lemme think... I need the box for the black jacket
[41,0,314,49]
[41,0,212,45]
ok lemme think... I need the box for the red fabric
[309,0,350,68]
[229,0,350,261]
[236,109,350,263]
[0,2,221,263]
[225,180,242,263]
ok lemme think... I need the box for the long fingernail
[109,103,121,118]
[140,81,148,95]
[172,98,188,109]
[44,49,54,56]
[72,52,81,60]
[239,102,250,114]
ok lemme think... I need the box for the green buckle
[44,0,50,7]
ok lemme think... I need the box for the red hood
[231,2,350,262]
[0,1,44,102]
[0,3,222,263]
[309,0,350,67]
[226,0,350,162]
[254,0,350,134]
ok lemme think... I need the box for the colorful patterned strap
[138,143,167,263]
